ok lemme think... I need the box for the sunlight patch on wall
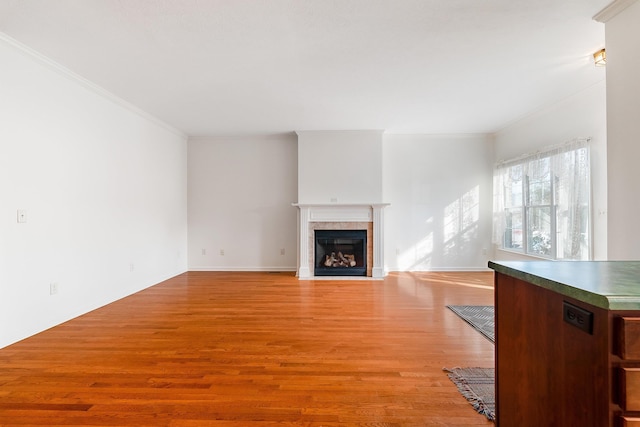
[393,185,481,270]
[397,222,433,271]
[443,186,480,258]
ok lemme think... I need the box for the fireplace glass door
[314,230,367,276]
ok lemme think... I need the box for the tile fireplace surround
[293,204,389,279]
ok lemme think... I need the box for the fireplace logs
[324,251,357,268]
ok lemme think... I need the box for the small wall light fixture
[593,48,606,66]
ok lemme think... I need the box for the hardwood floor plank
[0,271,494,426]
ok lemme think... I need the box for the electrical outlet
[202,248,206,255]
[17,209,27,223]
[563,301,593,334]
[129,263,135,272]
[280,248,285,256]
[50,282,59,295]
[220,249,225,256]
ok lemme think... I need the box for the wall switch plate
[17,209,27,223]
[50,282,59,295]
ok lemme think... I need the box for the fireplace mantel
[293,203,389,279]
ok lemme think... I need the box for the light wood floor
[0,271,495,426]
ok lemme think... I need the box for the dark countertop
[488,260,640,310]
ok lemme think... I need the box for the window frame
[496,140,591,261]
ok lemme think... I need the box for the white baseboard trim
[188,266,490,273]
[150,269,190,285]
[387,267,493,273]
[188,266,298,272]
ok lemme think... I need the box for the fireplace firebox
[314,230,367,276]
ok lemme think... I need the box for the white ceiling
[0,0,609,136]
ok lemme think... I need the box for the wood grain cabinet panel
[620,368,640,411]
[494,273,609,426]
[620,417,640,427]
[617,317,640,359]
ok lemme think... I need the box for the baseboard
[151,269,190,284]
[188,266,298,272]
[188,266,490,273]
[387,267,493,273]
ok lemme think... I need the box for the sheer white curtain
[492,170,505,245]
[552,139,591,259]
[492,138,591,260]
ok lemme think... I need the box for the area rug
[446,305,495,343]
[443,367,495,421]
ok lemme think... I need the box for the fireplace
[292,203,389,278]
[314,229,367,276]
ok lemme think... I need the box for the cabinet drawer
[619,417,640,427]
[620,368,640,411]
[617,317,640,359]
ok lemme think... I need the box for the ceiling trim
[593,0,638,22]
[0,31,187,140]
[188,133,297,142]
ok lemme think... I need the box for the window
[493,139,591,260]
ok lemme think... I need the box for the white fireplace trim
[292,203,389,279]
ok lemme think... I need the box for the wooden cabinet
[617,317,640,360]
[490,261,640,427]
[621,417,640,427]
[620,368,640,411]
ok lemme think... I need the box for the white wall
[296,130,384,204]
[187,135,298,270]
[186,130,503,273]
[382,134,494,271]
[602,0,640,259]
[0,36,188,348]
[492,80,608,260]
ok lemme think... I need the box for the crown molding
[593,0,638,22]
[0,31,187,140]
[295,129,385,137]
[188,132,296,141]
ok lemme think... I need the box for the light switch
[17,209,27,223]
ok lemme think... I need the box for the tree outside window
[493,139,591,260]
